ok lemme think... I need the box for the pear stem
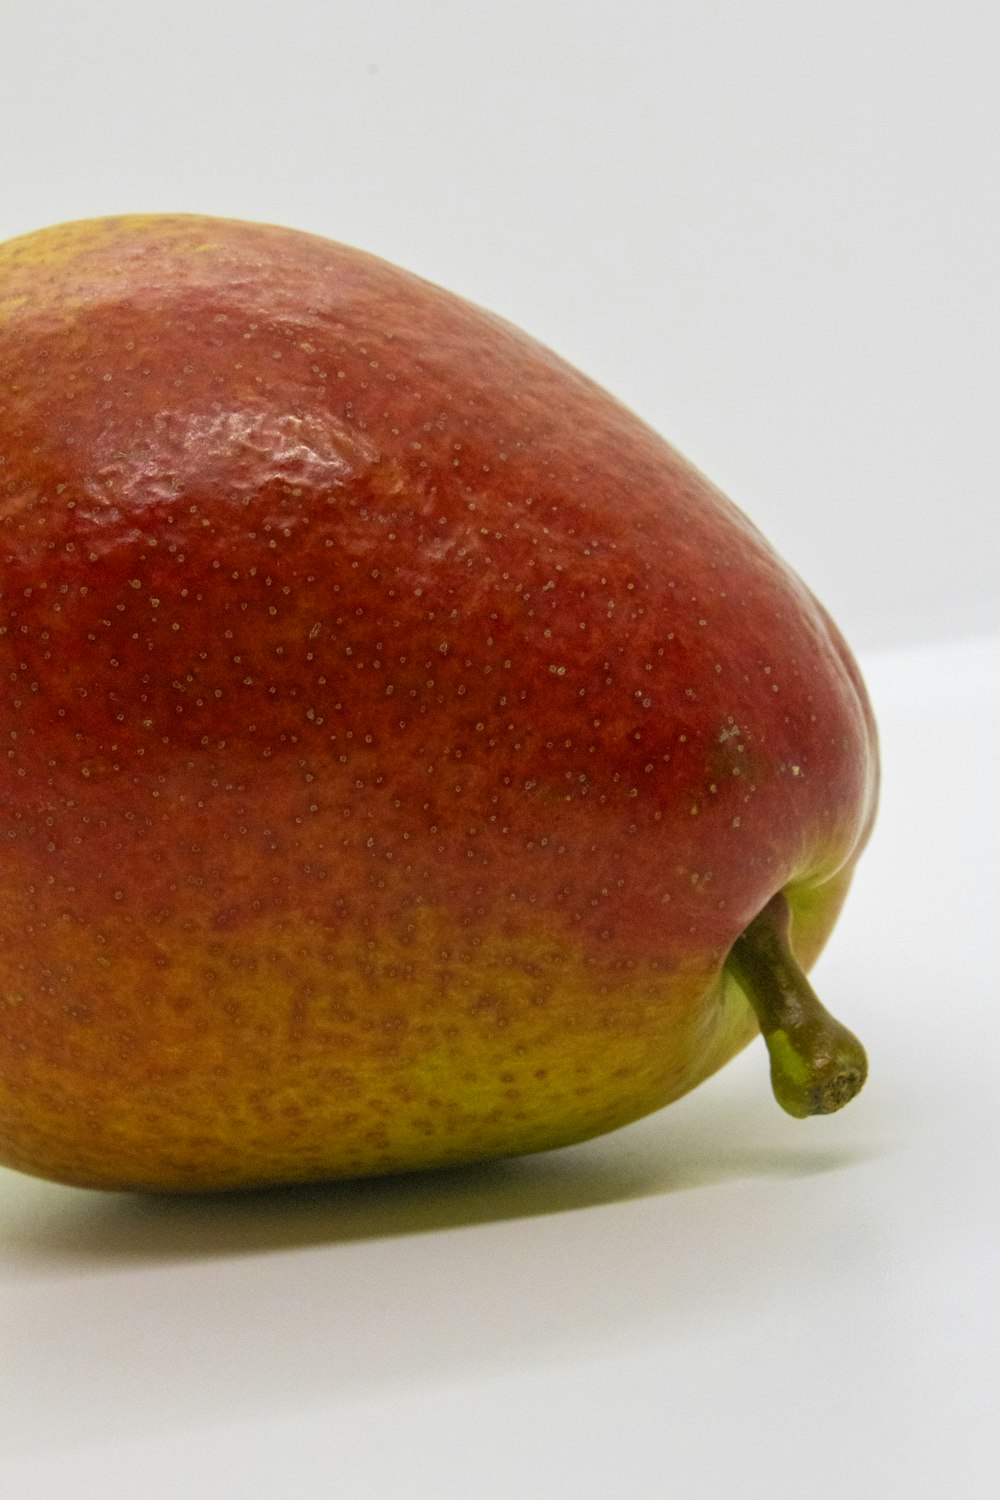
[727,890,868,1118]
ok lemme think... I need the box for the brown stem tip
[727,891,868,1118]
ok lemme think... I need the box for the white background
[2,4,998,1497]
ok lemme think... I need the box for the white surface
[4,633,1000,1497]
[1,0,997,649]
[2,4,999,1495]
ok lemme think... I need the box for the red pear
[0,215,877,1190]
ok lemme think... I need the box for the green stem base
[727,891,868,1118]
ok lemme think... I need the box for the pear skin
[0,216,877,1190]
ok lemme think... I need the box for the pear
[0,216,876,1190]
